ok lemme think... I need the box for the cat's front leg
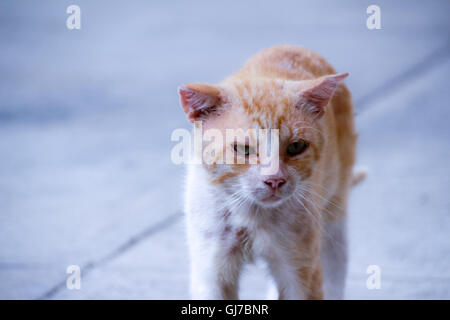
[264,233,324,300]
[267,260,324,300]
[188,233,243,300]
[266,259,308,300]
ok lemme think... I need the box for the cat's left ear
[178,83,222,122]
[296,73,349,120]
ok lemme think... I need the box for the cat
[178,45,363,300]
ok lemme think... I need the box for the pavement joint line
[355,41,450,115]
[37,210,183,300]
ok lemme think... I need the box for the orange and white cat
[178,45,362,300]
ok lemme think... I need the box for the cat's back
[234,45,336,81]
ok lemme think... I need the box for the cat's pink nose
[264,178,286,190]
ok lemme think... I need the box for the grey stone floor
[0,0,449,299]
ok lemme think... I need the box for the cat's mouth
[263,194,281,201]
[255,194,288,208]
[250,185,294,207]
[260,194,284,204]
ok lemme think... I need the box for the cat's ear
[297,73,349,120]
[178,83,222,122]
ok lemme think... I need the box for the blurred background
[0,0,449,299]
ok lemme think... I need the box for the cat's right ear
[296,73,349,120]
[178,83,222,122]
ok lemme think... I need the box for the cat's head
[178,73,348,208]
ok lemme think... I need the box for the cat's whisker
[294,189,348,253]
[299,180,342,207]
[215,191,245,212]
[218,189,253,214]
[297,185,343,220]
[293,191,345,249]
[292,190,322,226]
[301,181,345,212]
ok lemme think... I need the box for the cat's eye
[287,140,309,156]
[233,144,255,156]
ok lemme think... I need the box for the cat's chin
[255,195,287,208]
